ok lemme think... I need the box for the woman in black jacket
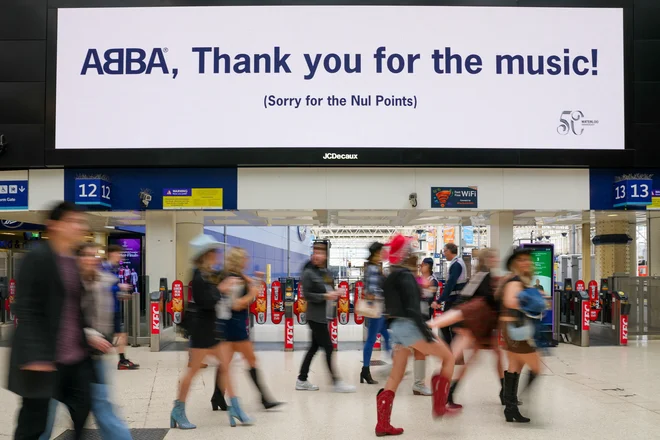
[171,235,234,430]
[375,235,457,437]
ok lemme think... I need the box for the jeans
[298,321,337,383]
[39,359,131,440]
[363,317,391,366]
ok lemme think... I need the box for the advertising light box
[55,6,624,151]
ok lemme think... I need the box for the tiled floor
[2,342,660,439]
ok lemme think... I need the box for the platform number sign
[75,178,112,208]
[613,179,652,208]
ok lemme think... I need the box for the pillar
[649,212,660,276]
[176,219,204,287]
[490,211,514,275]
[581,219,592,282]
[628,220,638,277]
[145,211,176,294]
[594,219,631,283]
[93,232,107,246]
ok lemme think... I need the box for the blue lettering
[126,48,147,74]
[81,49,103,75]
[80,48,169,75]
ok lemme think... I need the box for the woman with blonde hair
[171,235,232,430]
[427,248,506,409]
[216,247,283,427]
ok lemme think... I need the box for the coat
[6,242,92,399]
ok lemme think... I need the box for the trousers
[298,321,337,383]
[39,358,131,440]
[363,317,391,366]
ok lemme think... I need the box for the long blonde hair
[226,247,248,276]
[474,248,496,273]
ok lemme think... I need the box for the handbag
[518,287,546,319]
[356,297,383,318]
[506,318,536,341]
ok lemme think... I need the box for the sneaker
[118,359,140,370]
[333,381,357,393]
[296,380,319,391]
[412,382,432,396]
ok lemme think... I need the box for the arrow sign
[19,187,25,193]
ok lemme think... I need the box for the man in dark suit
[8,202,111,440]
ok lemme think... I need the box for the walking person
[360,242,391,385]
[499,247,544,423]
[216,247,283,427]
[171,234,232,430]
[103,246,139,370]
[296,242,356,393]
[375,235,458,437]
[8,202,109,440]
[41,243,132,440]
[427,248,507,409]
[434,243,467,345]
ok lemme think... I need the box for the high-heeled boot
[170,400,196,429]
[248,367,284,409]
[360,366,378,384]
[228,396,254,427]
[503,372,530,423]
[447,380,463,410]
[500,377,523,405]
[375,389,404,437]
[412,360,431,396]
[211,370,228,411]
[431,374,451,418]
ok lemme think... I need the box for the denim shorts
[389,318,424,348]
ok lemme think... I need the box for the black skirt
[189,310,218,349]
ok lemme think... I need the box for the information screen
[54,6,624,151]
[523,243,556,345]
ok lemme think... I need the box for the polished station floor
[1,342,659,440]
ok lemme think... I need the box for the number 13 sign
[75,178,112,208]
[613,178,652,209]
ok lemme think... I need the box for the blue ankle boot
[170,400,196,429]
[228,396,254,427]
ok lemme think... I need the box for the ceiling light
[608,214,618,217]
[104,226,115,229]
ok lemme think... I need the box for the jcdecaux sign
[55,6,624,151]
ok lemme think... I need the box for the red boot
[431,374,450,418]
[375,389,404,437]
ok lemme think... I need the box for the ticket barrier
[150,289,176,352]
[590,290,630,346]
[559,289,590,347]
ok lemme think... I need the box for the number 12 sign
[75,178,112,208]
[613,179,652,208]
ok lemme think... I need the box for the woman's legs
[412,348,430,395]
[362,318,382,385]
[376,345,410,436]
[221,342,254,426]
[378,317,392,354]
[234,341,283,408]
[428,309,465,330]
[219,343,236,398]
[503,351,530,423]
[446,333,477,409]
[178,349,207,402]
[91,360,132,440]
[411,338,456,418]
[384,345,411,393]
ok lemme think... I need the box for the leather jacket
[383,266,434,342]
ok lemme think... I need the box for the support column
[649,213,660,276]
[581,219,592,282]
[594,219,631,282]
[145,211,176,294]
[93,232,107,247]
[490,211,514,275]
[629,220,638,277]
[176,219,204,287]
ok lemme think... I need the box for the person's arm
[438,262,461,302]
[302,269,327,303]
[503,281,524,310]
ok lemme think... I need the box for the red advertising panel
[250,281,268,324]
[338,280,350,325]
[284,316,294,351]
[582,300,590,331]
[354,281,365,325]
[271,280,284,325]
[575,280,585,292]
[588,280,600,321]
[171,280,183,324]
[187,280,193,303]
[620,315,628,345]
[8,279,16,326]
[329,319,338,351]
[151,302,160,335]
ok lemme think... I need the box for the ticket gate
[559,289,590,347]
[589,290,630,346]
[150,289,176,352]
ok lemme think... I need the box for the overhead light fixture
[608,214,618,217]
[105,226,115,229]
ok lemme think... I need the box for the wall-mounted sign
[431,187,478,209]
[75,178,112,208]
[55,6,624,151]
[612,175,652,208]
[0,181,28,211]
[162,188,223,210]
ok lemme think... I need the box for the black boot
[447,380,463,409]
[503,372,530,423]
[249,367,284,410]
[500,377,523,406]
[211,369,228,411]
[521,371,538,396]
[360,366,378,384]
